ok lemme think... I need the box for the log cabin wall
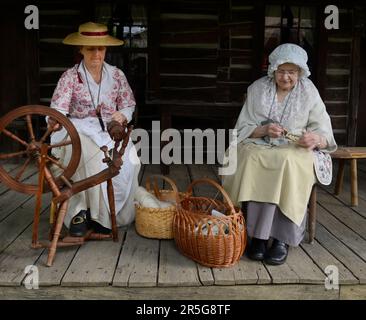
[38,0,92,105]
[159,0,220,103]
[158,0,256,103]
[1,1,365,147]
[356,19,366,146]
[0,1,39,152]
[154,0,262,132]
[1,1,38,115]
[318,6,355,146]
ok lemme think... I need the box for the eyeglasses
[276,69,299,76]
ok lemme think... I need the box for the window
[263,5,316,76]
[95,2,149,115]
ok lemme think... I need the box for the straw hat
[62,22,124,46]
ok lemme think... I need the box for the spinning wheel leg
[32,144,47,247]
[49,201,59,241]
[107,178,118,241]
[47,199,69,267]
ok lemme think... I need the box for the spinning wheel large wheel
[0,105,81,195]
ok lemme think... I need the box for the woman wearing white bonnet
[222,43,337,265]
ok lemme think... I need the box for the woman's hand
[111,112,127,124]
[47,118,62,131]
[298,131,326,150]
[265,123,284,138]
[250,123,284,138]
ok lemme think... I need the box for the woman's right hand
[264,123,284,138]
[250,123,284,139]
[48,118,62,131]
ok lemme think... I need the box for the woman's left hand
[297,131,323,150]
[111,112,127,124]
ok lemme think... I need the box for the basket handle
[145,174,180,205]
[186,178,238,215]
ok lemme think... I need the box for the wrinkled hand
[111,112,127,124]
[264,123,284,138]
[47,118,62,131]
[297,131,321,150]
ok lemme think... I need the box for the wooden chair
[308,184,317,244]
[330,147,366,206]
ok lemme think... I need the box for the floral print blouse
[50,61,136,123]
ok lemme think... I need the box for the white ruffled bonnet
[267,43,311,78]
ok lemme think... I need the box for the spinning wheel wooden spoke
[48,139,72,149]
[2,128,29,147]
[14,157,31,181]
[0,150,28,160]
[0,105,81,195]
[25,114,35,142]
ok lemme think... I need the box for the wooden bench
[331,147,366,206]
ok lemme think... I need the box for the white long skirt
[51,130,140,229]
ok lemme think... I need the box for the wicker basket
[173,178,246,268]
[135,174,186,239]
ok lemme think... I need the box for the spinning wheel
[0,105,132,267]
[0,105,81,194]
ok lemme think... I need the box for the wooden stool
[331,147,366,206]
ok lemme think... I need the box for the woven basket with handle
[173,178,246,268]
[135,174,186,239]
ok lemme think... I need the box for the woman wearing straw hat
[48,22,140,236]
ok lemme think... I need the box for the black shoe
[247,238,268,261]
[69,210,89,237]
[91,220,111,235]
[264,239,289,265]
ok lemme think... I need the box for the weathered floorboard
[61,230,125,287]
[0,163,38,195]
[317,205,366,261]
[264,248,301,284]
[113,224,159,288]
[0,212,49,286]
[35,237,80,287]
[233,255,272,285]
[300,237,359,285]
[322,184,366,219]
[317,188,366,238]
[158,240,201,287]
[196,264,214,286]
[284,246,325,284]
[0,284,340,300]
[0,193,52,253]
[315,223,366,283]
[0,164,364,297]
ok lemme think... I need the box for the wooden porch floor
[0,161,365,300]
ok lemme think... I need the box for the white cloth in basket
[134,186,173,208]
